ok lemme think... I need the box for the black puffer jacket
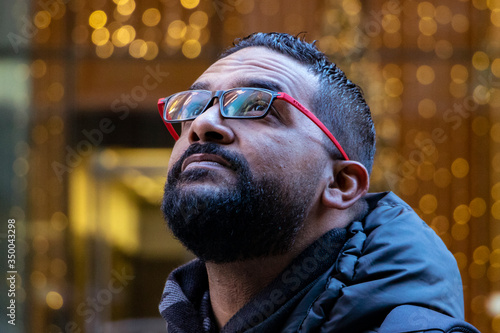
[160,192,479,332]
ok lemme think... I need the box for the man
[157,33,479,332]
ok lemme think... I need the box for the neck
[206,222,323,328]
[205,206,351,328]
[206,253,295,328]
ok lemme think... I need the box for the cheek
[244,137,314,176]
[167,142,188,172]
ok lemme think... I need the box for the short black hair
[220,32,376,173]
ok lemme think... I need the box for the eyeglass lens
[166,89,274,121]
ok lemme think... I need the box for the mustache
[168,143,248,180]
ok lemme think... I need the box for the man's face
[162,47,332,263]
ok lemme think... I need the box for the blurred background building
[0,0,499,332]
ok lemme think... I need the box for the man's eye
[242,100,267,114]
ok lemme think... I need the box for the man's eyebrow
[235,80,284,92]
[189,80,285,92]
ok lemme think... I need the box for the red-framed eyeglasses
[157,87,349,160]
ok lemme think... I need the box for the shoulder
[379,305,480,333]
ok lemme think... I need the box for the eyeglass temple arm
[277,92,349,161]
[158,99,180,141]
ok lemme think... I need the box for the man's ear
[322,161,369,210]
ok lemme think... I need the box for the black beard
[161,142,316,263]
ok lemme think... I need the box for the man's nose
[187,102,235,144]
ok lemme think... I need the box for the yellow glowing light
[491,89,500,107]
[454,252,468,269]
[417,1,435,18]
[488,266,500,282]
[378,118,399,141]
[452,223,470,241]
[431,215,449,235]
[492,123,500,143]
[384,78,403,97]
[454,204,471,224]
[384,32,401,49]
[419,194,438,214]
[129,39,147,58]
[434,39,453,59]
[473,85,491,105]
[96,41,114,59]
[31,271,47,289]
[112,25,136,47]
[342,0,361,15]
[492,183,500,201]
[419,17,437,36]
[31,59,47,78]
[47,82,64,102]
[470,198,487,217]
[72,25,89,44]
[382,14,400,33]
[451,14,469,33]
[450,64,468,83]
[92,27,110,46]
[451,158,469,178]
[473,51,490,70]
[166,35,182,49]
[418,98,436,118]
[142,8,161,27]
[189,11,208,29]
[181,0,200,9]
[471,295,487,314]
[46,291,63,310]
[435,5,452,24]
[492,58,500,78]
[488,0,500,10]
[182,39,201,59]
[51,211,68,231]
[492,9,500,27]
[449,82,467,98]
[433,168,452,188]
[416,65,435,85]
[468,262,486,279]
[34,11,51,29]
[143,41,159,60]
[473,0,488,10]
[89,10,107,29]
[493,201,500,219]
[492,249,500,267]
[185,25,201,40]
[117,0,136,16]
[474,246,490,265]
[383,63,402,79]
[168,20,187,39]
[236,0,255,14]
[488,294,500,318]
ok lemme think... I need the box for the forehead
[193,47,319,97]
